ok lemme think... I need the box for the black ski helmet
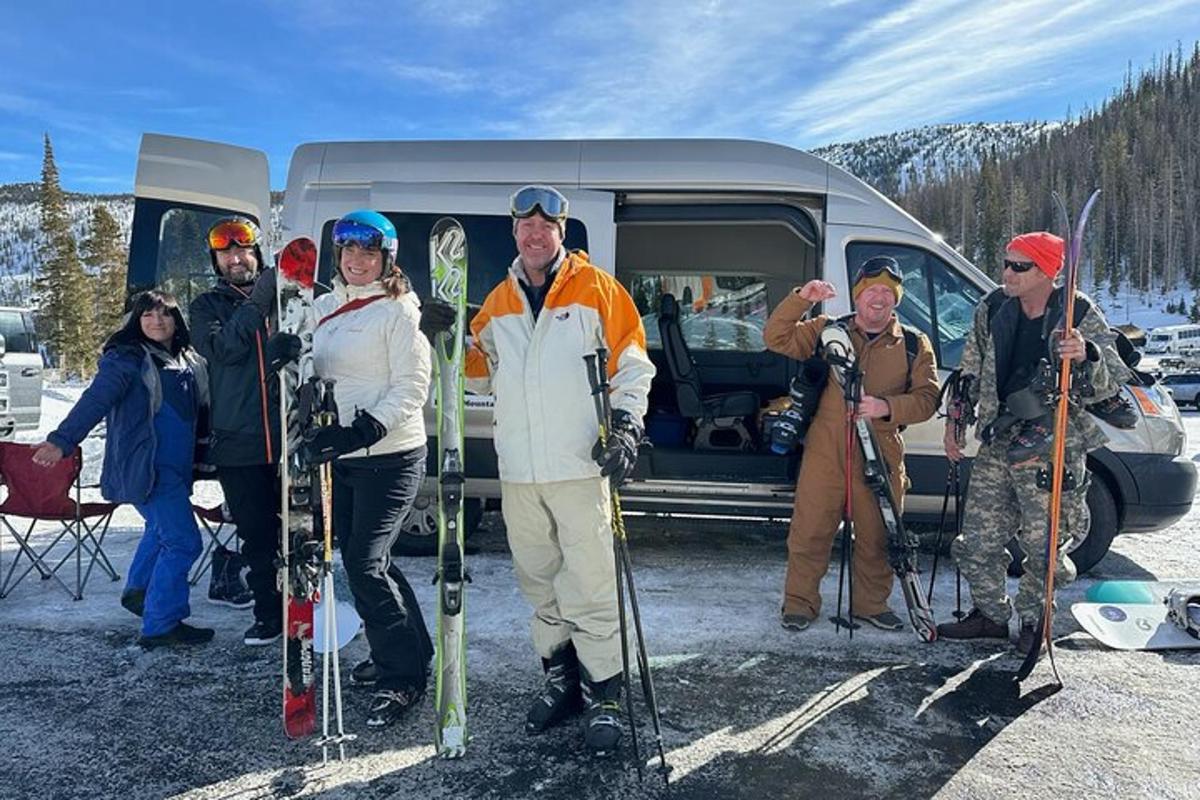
[206,216,265,277]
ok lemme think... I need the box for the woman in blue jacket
[33,290,213,649]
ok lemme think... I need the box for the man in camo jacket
[938,231,1128,655]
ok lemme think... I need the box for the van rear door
[127,133,271,310]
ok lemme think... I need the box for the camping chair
[188,496,238,585]
[0,441,120,601]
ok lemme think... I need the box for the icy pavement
[0,389,1197,799]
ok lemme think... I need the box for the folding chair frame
[188,502,238,586]
[0,467,120,601]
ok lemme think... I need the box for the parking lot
[0,395,1198,799]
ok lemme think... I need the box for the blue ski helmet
[332,209,398,273]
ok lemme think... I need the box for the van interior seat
[657,293,759,450]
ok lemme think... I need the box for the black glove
[420,298,457,340]
[264,332,302,372]
[302,411,387,464]
[590,409,642,487]
[247,267,277,315]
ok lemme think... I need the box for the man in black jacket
[189,217,300,645]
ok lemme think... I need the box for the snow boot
[936,608,1009,640]
[366,687,425,728]
[525,642,583,734]
[207,546,253,609]
[120,588,145,618]
[581,674,624,757]
[243,619,282,646]
[1006,416,1054,464]
[139,621,215,650]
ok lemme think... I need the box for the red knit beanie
[1007,232,1064,278]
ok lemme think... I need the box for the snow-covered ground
[1,385,1198,799]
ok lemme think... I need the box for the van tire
[1005,476,1119,577]
[391,497,483,557]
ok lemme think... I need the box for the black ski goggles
[1003,258,1037,273]
[853,256,903,285]
[510,185,569,221]
[207,219,260,251]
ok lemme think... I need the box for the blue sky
[2,0,1197,192]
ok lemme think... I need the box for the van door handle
[21,368,39,377]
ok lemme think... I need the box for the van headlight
[1130,384,1172,418]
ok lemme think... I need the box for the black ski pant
[333,446,433,693]
[218,463,282,626]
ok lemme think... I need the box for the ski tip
[279,237,318,287]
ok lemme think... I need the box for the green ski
[430,217,468,758]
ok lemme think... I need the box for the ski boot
[1086,394,1138,429]
[581,673,624,757]
[1006,415,1054,464]
[351,658,379,687]
[525,642,583,734]
[366,686,426,728]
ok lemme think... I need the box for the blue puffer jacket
[47,343,210,505]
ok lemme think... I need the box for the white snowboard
[1071,602,1200,651]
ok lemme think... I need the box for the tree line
[896,42,1200,308]
[34,134,126,378]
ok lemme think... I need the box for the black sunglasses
[1003,259,1036,273]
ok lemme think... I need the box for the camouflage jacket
[957,287,1127,453]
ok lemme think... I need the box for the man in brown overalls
[764,257,940,631]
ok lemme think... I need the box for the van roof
[283,138,943,240]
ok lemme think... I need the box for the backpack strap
[837,313,921,392]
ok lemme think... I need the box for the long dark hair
[104,290,191,356]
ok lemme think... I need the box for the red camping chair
[188,496,238,585]
[0,442,120,600]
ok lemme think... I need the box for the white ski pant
[501,477,622,682]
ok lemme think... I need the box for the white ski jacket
[466,250,654,484]
[312,280,431,458]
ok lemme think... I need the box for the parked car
[124,134,1196,572]
[0,307,43,432]
[1161,373,1200,407]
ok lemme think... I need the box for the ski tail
[1015,189,1101,684]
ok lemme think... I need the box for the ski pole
[315,379,354,762]
[585,348,670,785]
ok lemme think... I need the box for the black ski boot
[525,642,583,734]
[351,658,379,687]
[581,674,624,757]
[1086,394,1138,429]
[936,608,1009,640]
[1006,416,1054,464]
[366,686,425,728]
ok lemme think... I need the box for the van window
[629,274,767,352]
[0,310,35,353]
[615,207,819,354]
[846,242,984,368]
[318,213,588,316]
[154,208,233,313]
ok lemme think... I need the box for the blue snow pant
[126,401,202,637]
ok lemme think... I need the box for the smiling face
[853,283,898,332]
[214,245,259,286]
[339,242,385,286]
[514,214,563,278]
[140,306,176,345]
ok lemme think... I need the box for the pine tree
[33,133,99,378]
[81,205,128,337]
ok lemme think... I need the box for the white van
[127,134,1196,572]
[0,307,43,431]
[1145,324,1200,355]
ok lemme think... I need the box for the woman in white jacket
[303,209,434,729]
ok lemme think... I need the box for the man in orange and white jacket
[466,185,654,757]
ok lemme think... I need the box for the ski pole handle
[595,346,613,426]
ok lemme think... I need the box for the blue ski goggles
[332,218,386,250]
[510,185,569,221]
